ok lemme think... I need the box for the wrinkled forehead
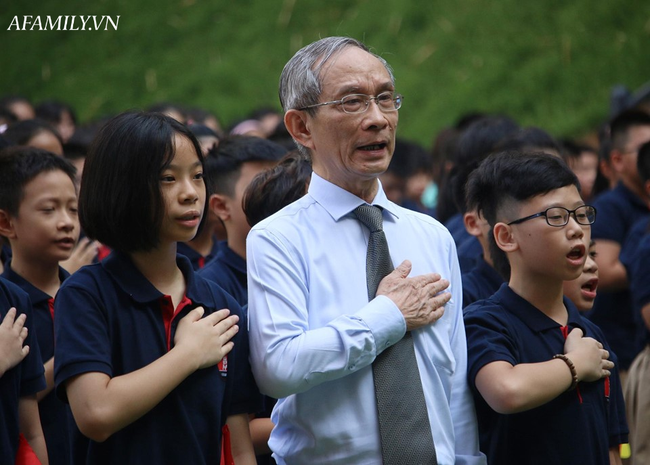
[316,45,392,83]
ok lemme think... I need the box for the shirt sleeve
[54,281,113,402]
[246,227,406,400]
[464,304,518,391]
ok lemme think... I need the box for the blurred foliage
[1,0,650,146]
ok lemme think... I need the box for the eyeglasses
[507,205,597,227]
[297,91,403,114]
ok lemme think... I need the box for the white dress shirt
[247,172,485,465]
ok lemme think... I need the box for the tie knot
[354,204,384,232]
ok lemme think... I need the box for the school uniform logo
[218,356,228,378]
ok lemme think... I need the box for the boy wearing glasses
[463,151,628,465]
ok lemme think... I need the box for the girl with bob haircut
[53,111,259,465]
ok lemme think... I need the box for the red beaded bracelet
[553,354,579,390]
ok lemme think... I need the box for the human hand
[564,328,613,382]
[174,307,240,370]
[376,260,451,331]
[60,237,98,274]
[0,308,29,377]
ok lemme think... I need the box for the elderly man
[247,36,485,465]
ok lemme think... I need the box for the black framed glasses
[297,91,403,114]
[507,205,597,227]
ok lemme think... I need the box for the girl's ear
[284,110,314,150]
[493,222,518,253]
[0,210,16,239]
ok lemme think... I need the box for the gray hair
[279,37,395,155]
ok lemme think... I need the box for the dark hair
[437,115,519,220]
[147,102,186,122]
[3,119,63,146]
[0,146,77,216]
[466,151,579,279]
[243,150,312,227]
[386,139,431,179]
[496,127,561,156]
[206,135,288,197]
[560,139,597,163]
[80,111,205,253]
[608,109,650,152]
[188,123,219,139]
[63,125,98,161]
[637,141,650,184]
[35,100,77,125]
[0,95,33,119]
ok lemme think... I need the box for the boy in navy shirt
[588,110,650,373]
[199,135,286,305]
[464,151,628,464]
[0,146,78,465]
[0,281,47,464]
[621,141,650,465]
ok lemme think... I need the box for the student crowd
[0,36,649,465]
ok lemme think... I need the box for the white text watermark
[7,15,120,31]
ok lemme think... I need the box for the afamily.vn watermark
[7,15,120,31]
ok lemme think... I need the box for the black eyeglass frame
[297,91,403,114]
[507,205,597,227]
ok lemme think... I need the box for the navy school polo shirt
[198,245,248,306]
[0,277,45,465]
[461,256,504,309]
[457,235,482,274]
[1,264,71,465]
[588,182,650,369]
[54,252,262,465]
[464,284,628,465]
[444,212,472,248]
[177,236,223,271]
[629,233,650,344]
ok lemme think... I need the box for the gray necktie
[354,204,437,465]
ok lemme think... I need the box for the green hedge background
[2,0,649,146]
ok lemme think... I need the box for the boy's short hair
[243,150,312,227]
[3,119,62,146]
[466,151,580,278]
[637,140,650,184]
[0,146,77,216]
[80,111,205,254]
[496,126,561,156]
[206,135,287,197]
[447,115,520,214]
[609,109,650,152]
[35,100,77,125]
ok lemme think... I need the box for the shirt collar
[307,172,400,222]
[102,251,207,306]
[219,245,247,274]
[2,263,69,304]
[494,283,587,333]
[615,181,650,211]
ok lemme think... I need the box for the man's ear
[493,222,518,253]
[209,194,231,222]
[610,149,625,174]
[284,109,314,150]
[463,211,481,238]
[0,210,16,239]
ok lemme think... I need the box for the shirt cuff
[357,295,406,354]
